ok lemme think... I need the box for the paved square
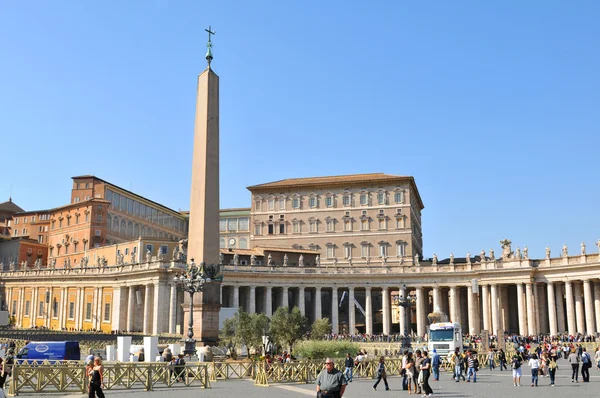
[48,359,599,398]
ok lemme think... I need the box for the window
[378,192,386,205]
[38,301,43,316]
[25,301,30,316]
[59,219,62,228]
[292,197,300,209]
[361,219,369,231]
[309,220,317,233]
[396,217,405,229]
[22,228,26,235]
[309,197,317,208]
[239,218,249,231]
[38,235,43,244]
[160,245,168,254]
[378,218,387,230]
[120,196,127,211]
[105,189,112,203]
[69,302,75,319]
[133,201,140,216]
[85,303,92,320]
[254,224,262,235]
[344,219,352,231]
[14,218,19,225]
[326,218,334,232]
[24,217,28,223]
[13,229,17,237]
[279,198,285,210]
[49,247,53,257]
[325,196,333,207]
[219,219,227,231]
[394,191,403,204]
[293,221,300,233]
[145,244,154,254]
[219,238,225,248]
[104,303,111,322]
[326,245,334,258]
[239,238,248,249]
[343,194,351,206]
[74,241,78,252]
[127,198,133,214]
[397,242,405,257]
[96,214,102,222]
[95,230,101,236]
[85,183,90,189]
[279,223,285,234]
[379,244,387,257]
[227,218,237,231]
[53,298,59,318]
[268,199,275,210]
[65,245,69,254]
[268,224,274,235]
[360,193,368,205]
[31,216,35,223]
[75,197,80,203]
[344,245,352,259]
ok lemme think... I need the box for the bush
[294,340,361,360]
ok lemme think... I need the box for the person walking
[343,353,354,383]
[420,351,434,397]
[451,348,465,382]
[498,349,507,371]
[595,346,600,370]
[511,354,522,386]
[87,357,105,398]
[580,348,591,382]
[466,351,477,383]
[568,348,580,382]
[431,349,440,381]
[372,356,390,391]
[404,352,415,394]
[316,358,347,398]
[528,353,540,387]
[487,348,495,371]
[414,350,424,394]
[547,350,558,387]
[401,350,409,391]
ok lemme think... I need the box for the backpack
[456,354,464,366]
[512,359,521,369]
[474,358,479,371]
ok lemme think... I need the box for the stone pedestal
[116,336,131,362]
[182,281,222,345]
[143,336,158,363]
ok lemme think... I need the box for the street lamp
[394,284,417,349]
[173,259,212,356]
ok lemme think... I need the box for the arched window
[220,238,226,248]
[127,221,133,236]
[120,219,126,235]
[134,223,139,237]
[239,238,248,249]
[112,216,119,232]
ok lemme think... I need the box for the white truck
[428,322,462,357]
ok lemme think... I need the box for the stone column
[348,287,356,334]
[248,286,256,314]
[415,287,424,336]
[449,286,457,323]
[490,284,499,335]
[481,285,490,332]
[232,286,239,309]
[516,283,526,335]
[331,287,339,334]
[365,287,373,335]
[265,286,272,317]
[583,280,596,335]
[432,286,441,311]
[75,288,82,330]
[315,287,322,320]
[169,283,178,334]
[455,287,463,326]
[595,281,600,334]
[467,284,479,334]
[555,283,566,333]
[127,286,135,332]
[564,281,576,335]
[153,282,169,335]
[547,282,558,336]
[574,282,585,334]
[282,286,289,308]
[143,284,152,335]
[31,287,38,325]
[298,287,306,316]
[500,286,509,332]
[382,287,390,335]
[58,288,66,329]
[525,283,536,335]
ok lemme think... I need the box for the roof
[72,175,185,217]
[247,173,424,209]
[0,199,24,214]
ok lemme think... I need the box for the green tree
[270,306,308,351]
[218,316,237,351]
[219,311,271,355]
[251,313,271,354]
[310,317,331,339]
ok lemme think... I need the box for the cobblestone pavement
[48,360,600,398]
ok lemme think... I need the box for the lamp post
[173,259,212,356]
[394,284,417,349]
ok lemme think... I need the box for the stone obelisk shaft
[188,67,220,265]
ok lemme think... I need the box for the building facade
[219,208,251,250]
[248,173,424,264]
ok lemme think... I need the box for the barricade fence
[9,362,210,395]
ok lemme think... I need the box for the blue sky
[1,1,599,259]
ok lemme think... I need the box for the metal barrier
[209,361,254,380]
[8,362,210,395]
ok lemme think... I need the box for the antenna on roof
[9,184,12,202]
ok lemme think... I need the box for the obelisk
[184,26,221,344]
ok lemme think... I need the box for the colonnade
[222,279,600,337]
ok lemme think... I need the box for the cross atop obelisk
[205,25,215,66]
